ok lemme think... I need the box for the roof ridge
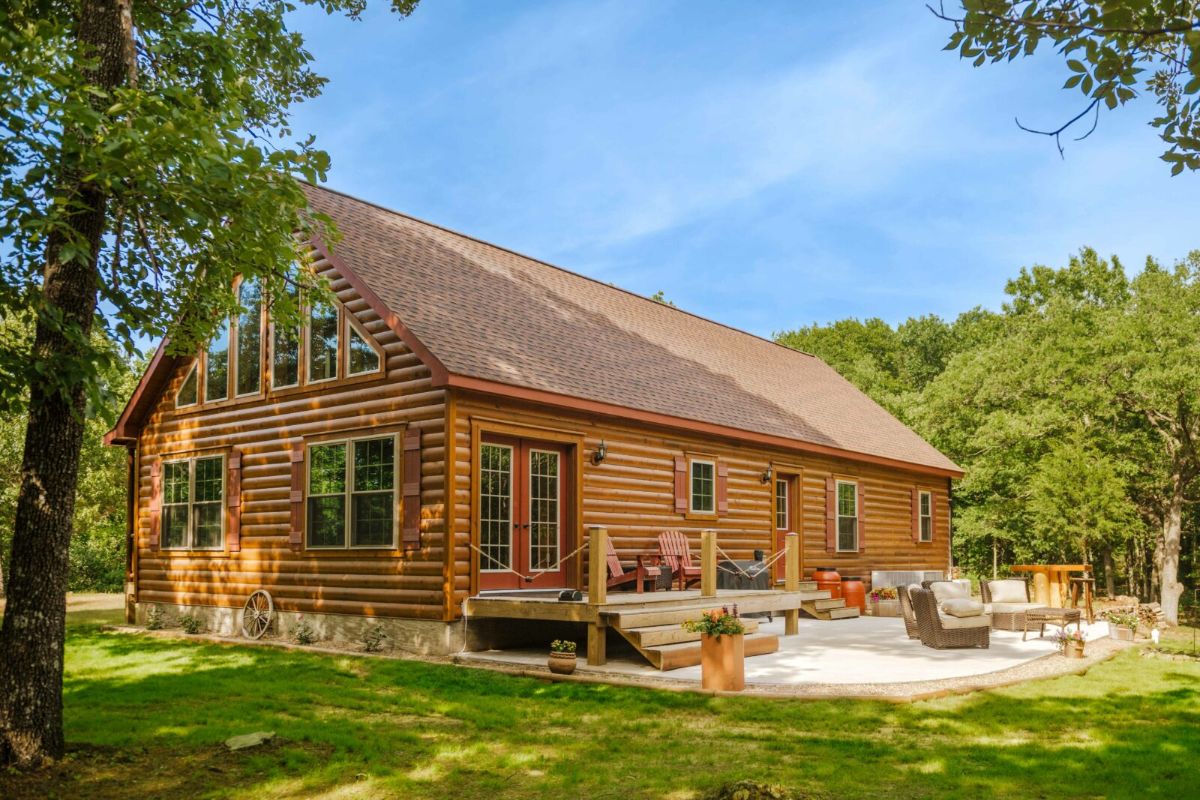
[305,181,820,361]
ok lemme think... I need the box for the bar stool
[1069,574,1095,624]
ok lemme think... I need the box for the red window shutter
[402,428,421,548]
[227,449,242,553]
[716,461,729,514]
[289,444,304,552]
[673,456,688,513]
[911,487,920,544]
[824,476,836,553]
[857,483,866,553]
[149,460,161,551]
[928,492,937,542]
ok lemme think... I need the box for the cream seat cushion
[938,613,992,629]
[929,581,970,603]
[988,602,1042,614]
[940,598,986,618]
[988,580,1028,603]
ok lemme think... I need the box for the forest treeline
[777,248,1198,620]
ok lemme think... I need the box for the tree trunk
[1158,470,1186,625]
[0,0,128,768]
[1102,547,1116,598]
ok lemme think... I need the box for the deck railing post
[785,531,800,636]
[701,529,717,597]
[588,526,607,606]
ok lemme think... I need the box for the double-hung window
[307,435,398,549]
[690,459,715,514]
[161,455,225,550]
[919,490,933,542]
[836,480,858,552]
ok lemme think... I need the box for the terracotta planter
[1112,625,1135,642]
[548,651,577,675]
[700,633,745,691]
[811,567,842,600]
[870,599,901,617]
[1063,640,1085,659]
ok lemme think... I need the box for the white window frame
[174,362,199,409]
[835,479,859,553]
[689,458,716,514]
[919,490,933,543]
[305,433,399,550]
[305,299,341,386]
[775,477,789,531]
[345,313,385,377]
[160,454,226,552]
[232,277,264,399]
[527,447,562,573]
[478,442,515,573]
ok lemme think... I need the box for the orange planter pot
[700,633,745,691]
[841,576,866,613]
[812,567,842,600]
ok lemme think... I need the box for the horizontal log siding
[133,253,448,620]
[451,391,949,610]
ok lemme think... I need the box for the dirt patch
[0,739,332,800]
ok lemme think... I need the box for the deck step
[646,632,780,670]
[799,598,861,621]
[629,618,761,648]
[607,590,828,628]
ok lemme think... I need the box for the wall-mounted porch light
[761,464,773,484]
[591,440,608,465]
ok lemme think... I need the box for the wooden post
[587,526,608,665]
[785,531,800,636]
[701,529,717,597]
[588,526,607,606]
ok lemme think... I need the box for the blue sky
[287,1,1198,338]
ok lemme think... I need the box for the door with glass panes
[477,436,570,590]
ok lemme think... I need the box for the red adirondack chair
[606,537,661,593]
[658,530,702,591]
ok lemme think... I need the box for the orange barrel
[812,566,842,600]
[841,576,866,613]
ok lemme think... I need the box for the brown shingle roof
[304,184,961,475]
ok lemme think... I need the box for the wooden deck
[465,584,833,670]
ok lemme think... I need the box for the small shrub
[179,613,203,635]
[293,614,316,645]
[145,605,167,631]
[362,623,388,653]
[550,639,576,654]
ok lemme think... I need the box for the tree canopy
[932,1,1200,171]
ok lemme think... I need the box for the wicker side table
[1023,607,1083,641]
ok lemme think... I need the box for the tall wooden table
[1009,564,1090,608]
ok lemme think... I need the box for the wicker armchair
[910,588,991,649]
[980,577,1040,631]
[898,584,920,639]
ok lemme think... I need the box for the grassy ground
[2,599,1198,800]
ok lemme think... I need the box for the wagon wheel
[241,590,274,640]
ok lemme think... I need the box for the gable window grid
[919,490,933,542]
[836,480,858,552]
[690,458,715,514]
[306,433,399,550]
[346,314,383,377]
[160,454,225,551]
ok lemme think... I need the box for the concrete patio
[456,614,1115,691]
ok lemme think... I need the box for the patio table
[1009,564,1090,607]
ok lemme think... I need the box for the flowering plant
[869,587,899,602]
[682,606,745,637]
[1054,628,1086,647]
[550,639,577,654]
[1105,610,1139,630]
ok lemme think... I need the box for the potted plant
[868,586,900,617]
[1056,628,1087,659]
[1106,610,1138,642]
[683,606,746,691]
[548,639,577,674]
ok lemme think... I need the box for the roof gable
[304,185,961,476]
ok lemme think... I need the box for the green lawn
[3,603,1199,800]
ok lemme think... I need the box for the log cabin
[106,184,963,661]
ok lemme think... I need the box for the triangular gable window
[175,364,198,408]
[347,321,382,376]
